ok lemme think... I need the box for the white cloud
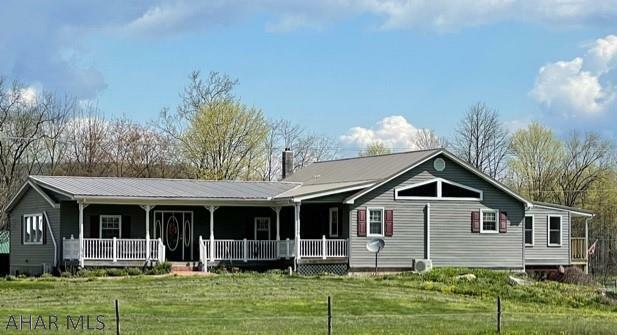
[530,35,617,117]
[340,115,427,150]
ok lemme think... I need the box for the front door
[153,211,194,261]
[254,217,271,240]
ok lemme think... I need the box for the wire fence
[104,296,617,335]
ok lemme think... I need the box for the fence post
[243,238,248,262]
[322,235,327,260]
[115,299,120,335]
[496,296,501,333]
[112,237,117,263]
[327,295,332,335]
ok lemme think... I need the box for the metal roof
[532,201,594,217]
[274,180,375,199]
[30,176,300,200]
[283,149,441,185]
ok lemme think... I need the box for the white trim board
[394,177,483,201]
[547,215,563,247]
[4,180,59,213]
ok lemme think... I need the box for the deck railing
[63,237,165,263]
[571,237,587,262]
[199,237,296,263]
[299,236,348,259]
[198,237,348,263]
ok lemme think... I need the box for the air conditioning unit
[415,259,433,273]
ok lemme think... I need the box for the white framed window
[547,215,562,247]
[524,215,534,246]
[23,214,44,245]
[254,217,271,240]
[100,215,122,239]
[480,209,498,233]
[329,207,339,237]
[395,178,482,201]
[367,208,384,237]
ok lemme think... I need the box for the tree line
[0,72,338,227]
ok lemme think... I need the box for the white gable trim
[394,177,483,201]
[291,183,375,202]
[4,180,59,213]
[533,204,593,218]
[344,149,532,207]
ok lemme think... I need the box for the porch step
[170,261,198,273]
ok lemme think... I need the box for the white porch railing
[198,236,348,263]
[63,236,165,263]
[199,237,296,262]
[300,236,348,259]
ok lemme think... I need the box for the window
[480,209,498,233]
[548,216,562,246]
[368,208,384,236]
[100,215,122,239]
[441,182,482,199]
[23,214,44,245]
[524,215,534,246]
[397,181,438,197]
[395,178,482,200]
[329,207,339,237]
[254,217,271,240]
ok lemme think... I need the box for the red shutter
[385,210,393,237]
[471,211,480,233]
[357,209,366,237]
[499,211,508,233]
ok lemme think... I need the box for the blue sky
[1,1,617,150]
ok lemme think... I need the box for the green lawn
[0,269,616,334]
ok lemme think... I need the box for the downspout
[43,211,58,268]
[426,203,431,260]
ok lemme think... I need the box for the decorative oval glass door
[153,210,194,261]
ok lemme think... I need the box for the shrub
[558,267,598,286]
[5,275,17,281]
[145,262,172,275]
[60,272,73,278]
[106,268,128,277]
[126,268,142,276]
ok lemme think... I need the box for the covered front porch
[61,201,349,269]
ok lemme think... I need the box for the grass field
[0,269,616,334]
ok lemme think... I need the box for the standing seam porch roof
[29,176,301,200]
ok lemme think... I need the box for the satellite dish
[366,239,385,275]
[366,238,385,253]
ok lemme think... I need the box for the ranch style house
[4,148,593,276]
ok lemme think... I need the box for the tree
[452,102,509,178]
[359,142,391,157]
[414,129,446,150]
[183,100,269,179]
[0,78,67,227]
[507,122,562,202]
[556,131,613,207]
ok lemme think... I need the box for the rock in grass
[508,275,531,286]
[455,274,476,281]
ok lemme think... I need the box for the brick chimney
[282,148,294,179]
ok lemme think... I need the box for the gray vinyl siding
[524,207,570,266]
[349,154,525,270]
[9,187,60,275]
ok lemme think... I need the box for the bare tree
[0,78,58,227]
[65,104,110,176]
[452,102,509,178]
[557,131,613,207]
[414,129,446,150]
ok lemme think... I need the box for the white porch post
[207,206,218,262]
[585,218,589,274]
[78,202,87,267]
[143,205,151,262]
[295,202,301,268]
[272,207,281,241]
